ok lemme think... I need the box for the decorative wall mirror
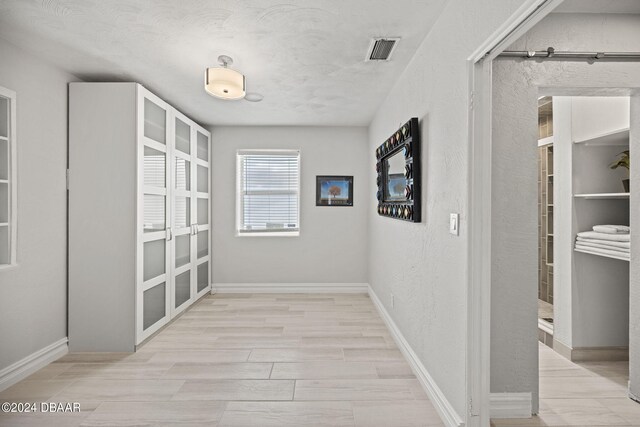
[375,117,421,222]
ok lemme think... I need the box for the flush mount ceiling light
[205,55,246,100]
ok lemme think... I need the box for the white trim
[0,338,68,392]
[538,318,553,335]
[368,285,464,427]
[236,230,300,237]
[538,136,554,147]
[490,393,532,419]
[214,283,369,294]
[466,1,563,425]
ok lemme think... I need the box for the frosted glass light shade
[205,67,246,100]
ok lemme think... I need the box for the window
[0,86,17,266]
[237,150,300,236]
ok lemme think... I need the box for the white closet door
[136,87,172,344]
[195,128,211,298]
[171,112,195,316]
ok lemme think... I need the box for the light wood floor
[0,293,444,426]
[492,342,640,426]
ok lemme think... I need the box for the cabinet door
[136,87,172,344]
[170,112,195,316]
[195,128,211,298]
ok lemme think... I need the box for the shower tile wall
[538,97,554,307]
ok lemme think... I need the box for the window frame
[235,149,301,237]
[0,85,17,269]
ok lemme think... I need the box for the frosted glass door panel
[175,158,190,190]
[143,195,165,232]
[0,97,7,138]
[174,196,190,228]
[175,234,190,268]
[143,282,166,329]
[0,226,8,265]
[197,261,209,292]
[0,139,7,180]
[143,239,165,281]
[197,230,208,259]
[175,271,191,308]
[197,131,208,161]
[175,118,190,154]
[144,146,166,188]
[197,166,208,193]
[0,183,9,223]
[197,198,208,225]
[144,99,166,144]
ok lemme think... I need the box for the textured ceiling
[554,0,640,14]
[0,0,448,126]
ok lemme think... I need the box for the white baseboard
[553,339,629,362]
[0,337,68,392]
[490,392,532,419]
[214,282,369,294]
[367,285,464,427]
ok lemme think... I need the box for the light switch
[449,213,459,236]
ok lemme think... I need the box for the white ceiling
[554,0,640,14]
[0,0,448,127]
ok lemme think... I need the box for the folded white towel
[575,244,630,259]
[575,241,629,254]
[576,231,630,242]
[592,225,630,234]
[576,237,630,249]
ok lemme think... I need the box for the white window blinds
[237,150,300,234]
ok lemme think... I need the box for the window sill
[236,231,300,237]
[0,263,19,272]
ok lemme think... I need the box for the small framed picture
[316,176,354,207]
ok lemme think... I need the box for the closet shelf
[573,128,629,146]
[574,248,629,262]
[574,192,629,199]
[538,136,553,147]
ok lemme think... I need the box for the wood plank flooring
[0,293,444,426]
[491,342,640,426]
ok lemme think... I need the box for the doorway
[467,3,640,426]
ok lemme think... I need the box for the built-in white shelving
[538,135,554,147]
[0,87,16,267]
[574,192,630,200]
[573,128,629,146]
[574,247,629,262]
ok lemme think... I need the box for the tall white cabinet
[69,83,211,351]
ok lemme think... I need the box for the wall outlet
[391,293,395,308]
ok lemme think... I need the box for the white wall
[211,126,369,286]
[366,0,545,420]
[0,38,78,371]
[491,12,640,408]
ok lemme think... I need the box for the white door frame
[465,1,564,425]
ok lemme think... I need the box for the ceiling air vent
[367,38,399,61]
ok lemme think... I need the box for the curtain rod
[498,47,640,60]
